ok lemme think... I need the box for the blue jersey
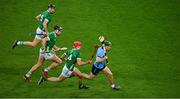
[93,47,105,69]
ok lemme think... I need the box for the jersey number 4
[40,15,44,22]
[67,54,73,61]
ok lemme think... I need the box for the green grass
[0,0,180,98]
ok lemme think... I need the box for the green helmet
[104,40,112,46]
[48,4,55,8]
[54,25,62,31]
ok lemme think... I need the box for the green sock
[44,68,49,72]
[17,41,24,45]
[25,71,31,77]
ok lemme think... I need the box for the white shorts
[60,66,76,77]
[39,48,54,60]
[35,27,45,40]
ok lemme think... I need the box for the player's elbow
[77,61,83,66]
[77,62,82,66]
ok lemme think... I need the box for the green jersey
[38,10,52,30]
[45,32,56,52]
[65,49,81,71]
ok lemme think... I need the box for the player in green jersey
[12,4,55,49]
[24,25,67,81]
[38,41,92,89]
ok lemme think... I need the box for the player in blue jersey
[86,40,120,90]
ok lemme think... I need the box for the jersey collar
[72,48,77,51]
[47,10,52,14]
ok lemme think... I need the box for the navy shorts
[92,65,106,75]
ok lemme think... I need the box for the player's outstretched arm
[60,53,66,61]
[53,45,67,51]
[77,59,92,66]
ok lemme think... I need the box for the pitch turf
[0,0,180,98]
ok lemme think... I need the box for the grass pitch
[0,0,180,98]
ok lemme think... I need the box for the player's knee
[32,43,37,47]
[88,76,93,79]
[78,73,87,79]
[89,74,95,79]
[86,75,91,79]
[57,77,61,81]
[77,73,83,78]
[56,59,62,64]
[37,62,43,66]
[78,75,83,79]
